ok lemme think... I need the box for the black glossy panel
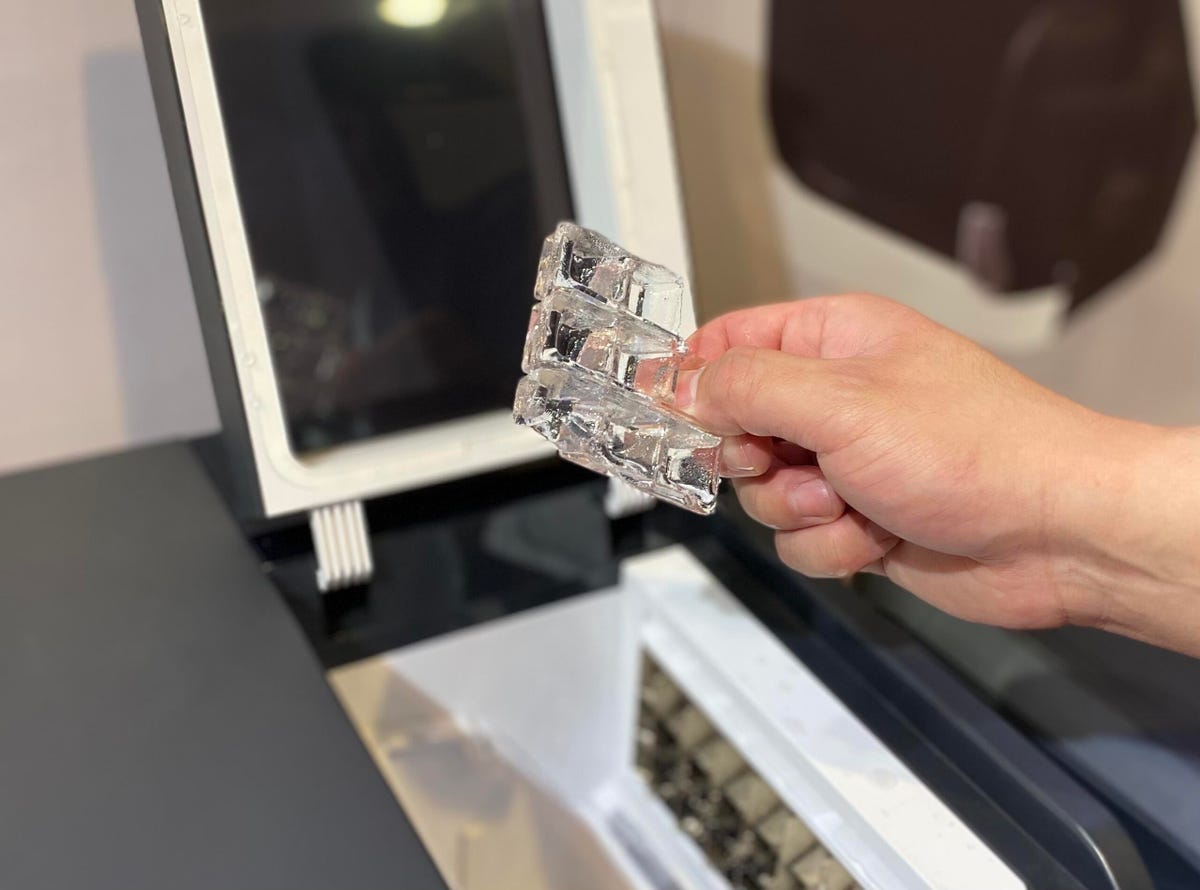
[200,0,572,450]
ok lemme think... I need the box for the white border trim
[546,0,696,333]
[627,546,1025,890]
[160,0,691,516]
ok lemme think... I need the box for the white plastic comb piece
[309,500,373,591]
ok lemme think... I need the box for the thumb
[676,346,849,452]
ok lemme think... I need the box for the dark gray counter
[0,443,445,890]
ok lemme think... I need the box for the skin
[675,294,1200,657]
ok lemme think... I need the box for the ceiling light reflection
[378,0,448,28]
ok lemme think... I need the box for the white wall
[0,0,217,476]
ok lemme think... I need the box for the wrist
[1055,419,1200,651]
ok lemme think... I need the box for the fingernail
[675,368,701,410]
[720,440,759,477]
[788,478,836,519]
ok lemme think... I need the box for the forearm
[1057,420,1200,654]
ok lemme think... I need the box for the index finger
[688,293,902,363]
[687,299,836,364]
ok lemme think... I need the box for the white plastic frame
[158,0,693,517]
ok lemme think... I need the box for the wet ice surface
[535,222,685,335]
[516,223,720,515]
[515,368,720,514]
[522,290,684,403]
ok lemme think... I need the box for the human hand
[677,294,1200,653]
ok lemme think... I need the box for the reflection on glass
[200,0,572,452]
[377,0,448,28]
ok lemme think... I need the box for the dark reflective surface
[200,0,572,452]
[257,459,619,666]
[859,574,1200,886]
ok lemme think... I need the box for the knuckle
[733,480,764,518]
[738,486,781,530]
[774,531,805,571]
[821,361,885,448]
[844,291,887,309]
[709,346,768,407]
[775,529,854,579]
[820,535,858,578]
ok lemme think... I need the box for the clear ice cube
[518,224,721,515]
[535,222,685,333]
[522,288,685,402]
[514,367,720,515]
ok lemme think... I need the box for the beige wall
[0,0,217,476]
[0,1,1195,479]
[655,0,1200,425]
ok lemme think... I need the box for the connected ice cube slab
[515,223,721,515]
[534,222,686,333]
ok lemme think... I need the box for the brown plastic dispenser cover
[768,0,1196,307]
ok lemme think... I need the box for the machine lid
[137,0,692,518]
